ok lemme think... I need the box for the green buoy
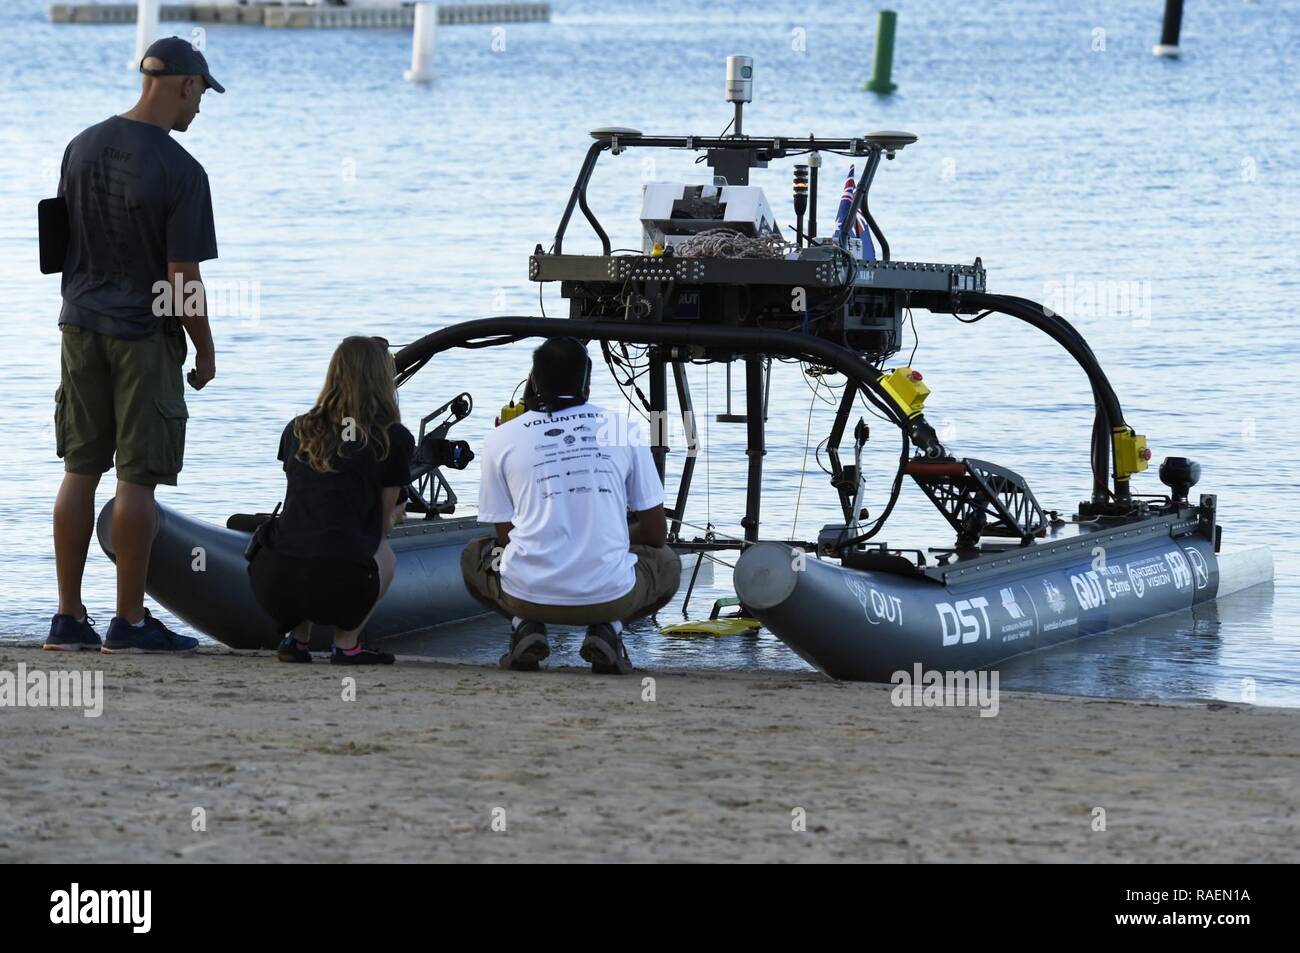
[864,10,899,94]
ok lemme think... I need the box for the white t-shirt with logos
[477,403,664,606]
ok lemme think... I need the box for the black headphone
[571,337,593,394]
[527,337,591,413]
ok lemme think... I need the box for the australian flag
[832,165,876,260]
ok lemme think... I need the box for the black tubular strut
[668,359,697,540]
[554,140,610,255]
[742,354,766,542]
[825,381,860,522]
[997,293,1112,499]
[648,347,668,480]
[555,132,884,255]
[840,148,890,260]
[395,318,908,431]
[959,292,1127,500]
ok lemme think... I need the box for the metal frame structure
[394,126,1155,564]
[548,132,904,259]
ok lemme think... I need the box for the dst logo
[937,597,991,646]
[49,884,151,933]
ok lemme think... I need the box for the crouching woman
[248,336,414,664]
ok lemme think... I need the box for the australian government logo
[1042,578,1067,614]
[1039,578,1076,632]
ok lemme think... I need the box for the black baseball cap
[140,36,225,93]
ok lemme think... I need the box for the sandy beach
[1,642,1297,863]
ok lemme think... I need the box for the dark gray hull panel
[96,500,492,650]
[734,534,1221,682]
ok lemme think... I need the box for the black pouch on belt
[244,502,282,563]
[38,197,69,275]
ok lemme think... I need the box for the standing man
[46,37,224,654]
[461,338,681,674]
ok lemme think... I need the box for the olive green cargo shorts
[461,536,682,625]
[55,322,188,487]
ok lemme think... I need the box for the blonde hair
[293,336,400,474]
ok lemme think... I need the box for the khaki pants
[56,321,188,486]
[461,536,681,625]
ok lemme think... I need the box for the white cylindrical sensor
[725,55,753,103]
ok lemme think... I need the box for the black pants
[248,546,381,634]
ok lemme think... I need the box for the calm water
[1,0,1297,704]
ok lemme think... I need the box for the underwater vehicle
[97,394,492,650]
[389,56,1272,680]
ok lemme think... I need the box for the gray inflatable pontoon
[96,500,491,650]
[734,523,1273,683]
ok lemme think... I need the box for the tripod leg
[649,347,668,481]
[669,359,697,540]
[742,354,766,542]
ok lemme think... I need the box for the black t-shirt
[270,419,415,567]
[58,116,218,339]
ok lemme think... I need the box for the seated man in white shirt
[461,338,681,674]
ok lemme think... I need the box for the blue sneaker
[44,612,101,652]
[102,612,199,655]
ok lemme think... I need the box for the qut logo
[937,597,991,646]
[845,579,905,627]
[1071,571,1108,611]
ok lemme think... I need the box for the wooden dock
[48,3,551,28]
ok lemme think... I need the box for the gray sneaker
[499,620,550,671]
[580,623,633,675]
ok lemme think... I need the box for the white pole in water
[404,2,437,83]
[130,0,161,70]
